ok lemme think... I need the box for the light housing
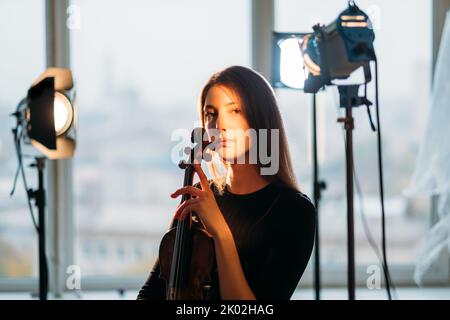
[21,67,77,159]
[300,1,376,93]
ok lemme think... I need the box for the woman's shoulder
[263,185,316,244]
[275,186,316,223]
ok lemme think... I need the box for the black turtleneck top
[137,179,316,300]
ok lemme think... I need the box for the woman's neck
[225,163,270,195]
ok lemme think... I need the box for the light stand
[28,157,48,300]
[336,84,372,300]
[300,1,379,298]
[9,67,76,301]
[311,93,326,300]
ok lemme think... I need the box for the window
[0,0,46,279]
[70,0,251,277]
[1,0,437,295]
[274,0,432,280]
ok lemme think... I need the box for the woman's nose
[215,113,228,131]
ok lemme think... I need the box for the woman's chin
[219,150,248,164]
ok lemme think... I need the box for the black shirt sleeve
[136,257,166,300]
[250,192,316,300]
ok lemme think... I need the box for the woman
[137,66,316,300]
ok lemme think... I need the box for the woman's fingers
[174,198,200,219]
[179,203,198,220]
[194,164,210,191]
[171,186,203,198]
[179,206,193,220]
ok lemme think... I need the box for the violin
[158,127,217,300]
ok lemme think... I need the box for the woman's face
[203,85,252,163]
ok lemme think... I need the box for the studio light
[298,1,394,301]
[10,67,77,300]
[15,67,77,159]
[271,1,393,301]
[300,1,376,93]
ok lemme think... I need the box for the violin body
[159,219,216,299]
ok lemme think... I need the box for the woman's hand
[170,164,228,239]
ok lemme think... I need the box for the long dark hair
[198,65,300,194]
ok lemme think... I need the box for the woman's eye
[232,108,241,114]
[205,112,216,119]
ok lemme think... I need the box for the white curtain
[404,10,450,285]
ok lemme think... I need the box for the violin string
[174,165,192,297]
[172,218,179,297]
[177,206,185,295]
[174,224,178,296]
[179,166,192,294]
[175,198,185,296]
[177,216,184,295]
[173,180,184,297]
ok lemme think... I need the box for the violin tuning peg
[202,140,213,150]
[178,160,188,169]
